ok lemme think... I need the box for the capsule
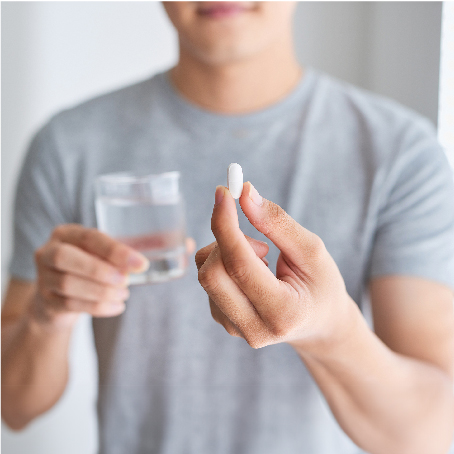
[227,163,243,199]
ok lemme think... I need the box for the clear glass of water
[95,171,187,285]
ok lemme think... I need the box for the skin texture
[195,183,454,454]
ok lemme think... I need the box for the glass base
[128,247,186,285]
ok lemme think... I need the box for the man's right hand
[33,224,149,326]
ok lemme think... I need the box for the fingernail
[215,186,224,206]
[128,252,150,271]
[248,183,263,206]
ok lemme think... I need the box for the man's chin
[184,40,263,67]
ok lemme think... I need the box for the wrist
[289,294,365,361]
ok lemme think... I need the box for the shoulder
[311,70,437,149]
[38,72,167,148]
[308,70,443,180]
[52,72,165,131]
[22,72,169,182]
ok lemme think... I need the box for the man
[2,2,454,453]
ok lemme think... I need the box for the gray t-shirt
[10,68,454,454]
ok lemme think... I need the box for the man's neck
[170,37,303,115]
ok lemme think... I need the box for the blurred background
[1,2,452,453]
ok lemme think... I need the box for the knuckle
[86,259,101,280]
[195,247,211,270]
[51,244,66,268]
[244,335,266,349]
[36,273,47,292]
[39,287,53,300]
[34,247,44,263]
[58,274,72,294]
[268,320,292,338]
[225,323,241,337]
[85,257,109,283]
[270,325,289,338]
[105,243,119,263]
[61,297,75,311]
[51,225,66,239]
[198,267,220,293]
[194,250,204,269]
[308,235,326,260]
[80,228,96,248]
[247,340,262,349]
[224,257,250,285]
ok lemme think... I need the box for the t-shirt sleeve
[9,120,74,282]
[369,119,454,290]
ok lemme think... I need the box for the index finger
[52,224,149,272]
[211,187,292,319]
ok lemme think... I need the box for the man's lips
[197,2,254,19]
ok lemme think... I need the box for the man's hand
[195,183,355,350]
[196,183,454,454]
[2,226,195,429]
[33,224,151,326]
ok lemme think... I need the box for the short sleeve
[9,121,74,281]
[369,119,454,290]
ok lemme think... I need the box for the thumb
[239,182,326,267]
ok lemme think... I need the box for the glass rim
[96,171,180,185]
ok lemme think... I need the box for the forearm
[293,300,454,454]
[1,302,76,430]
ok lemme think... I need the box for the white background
[1,2,444,453]
[439,1,454,166]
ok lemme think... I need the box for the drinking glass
[95,171,187,285]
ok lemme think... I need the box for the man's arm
[196,183,454,454]
[1,225,148,430]
[1,279,75,430]
[297,276,454,454]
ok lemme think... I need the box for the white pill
[227,163,243,199]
